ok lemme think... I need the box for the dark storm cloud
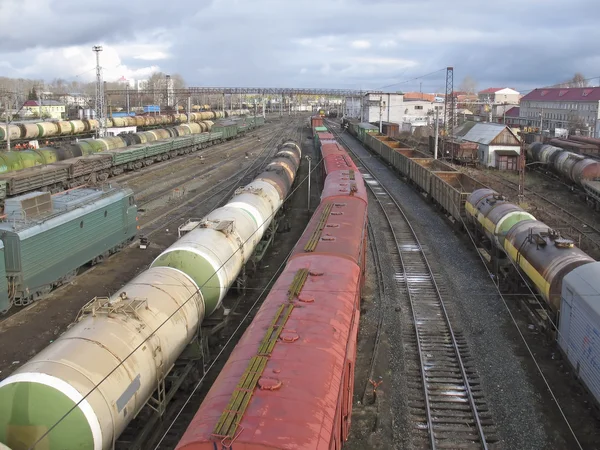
[1,0,598,92]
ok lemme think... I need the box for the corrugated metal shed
[454,122,519,145]
[559,262,600,404]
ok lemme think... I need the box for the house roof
[505,106,520,117]
[23,100,63,106]
[521,87,600,102]
[479,87,519,95]
[403,92,435,102]
[453,121,520,145]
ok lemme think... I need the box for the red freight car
[176,133,368,450]
[444,138,479,165]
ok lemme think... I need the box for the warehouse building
[452,122,521,170]
[344,92,444,129]
[519,87,600,137]
[21,100,66,120]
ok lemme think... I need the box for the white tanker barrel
[0,140,302,450]
[0,267,202,450]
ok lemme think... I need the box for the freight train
[0,140,302,450]
[175,120,367,449]
[528,142,600,210]
[0,110,248,143]
[341,117,600,409]
[0,115,266,211]
[0,185,137,313]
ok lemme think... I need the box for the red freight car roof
[291,198,368,266]
[316,132,335,140]
[175,255,361,450]
[321,169,368,204]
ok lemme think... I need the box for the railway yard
[0,110,600,450]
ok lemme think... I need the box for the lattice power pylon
[444,66,454,136]
[93,45,106,137]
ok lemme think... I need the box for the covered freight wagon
[558,262,600,406]
[0,187,138,305]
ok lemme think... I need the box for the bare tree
[569,73,588,88]
[458,76,478,94]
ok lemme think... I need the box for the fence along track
[327,122,497,449]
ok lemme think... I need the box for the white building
[476,87,521,120]
[519,87,600,137]
[58,93,91,108]
[136,79,149,91]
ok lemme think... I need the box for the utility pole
[4,92,11,151]
[222,92,225,115]
[187,97,191,123]
[306,156,312,212]
[539,108,543,134]
[126,83,130,115]
[379,95,383,133]
[518,137,525,204]
[434,107,439,159]
[93,45,105,137]
[262,98,266,119]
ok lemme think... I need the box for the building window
[415,105,423,110]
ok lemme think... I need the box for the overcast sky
[0,0,598,93]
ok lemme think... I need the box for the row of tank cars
[176,125,367,449]
[0,114,264,211]
[0,110,242,142]
[528,142,600,210]
[341,117,600,411]
[0,140,303,449]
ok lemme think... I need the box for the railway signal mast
[93,45,106,138]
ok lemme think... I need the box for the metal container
[0,165,69,196]
[392,149,429,177]
[57,121,73,135]
[558,262,600,406]
[111,117,126,127]
[18,123,40,140]
[0,152,31,173]
[0,266,202,450]
[430,172,486,224]
[201,120,213,131]
[539,144,563,165]
[17,150,46,169]
[503,220,595,312]
[186,123,202,134]
[149,129,169,141]
[409,158,456,193]
[0,124,21,141]
[466,189,535,247]
[69,120,86,134]
[36,122,59,138]
[571,158,600,185]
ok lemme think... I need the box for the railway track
[137,120,297,238]
[365,170,496,449]
[328,122,497,449]
[134,125,284,207]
